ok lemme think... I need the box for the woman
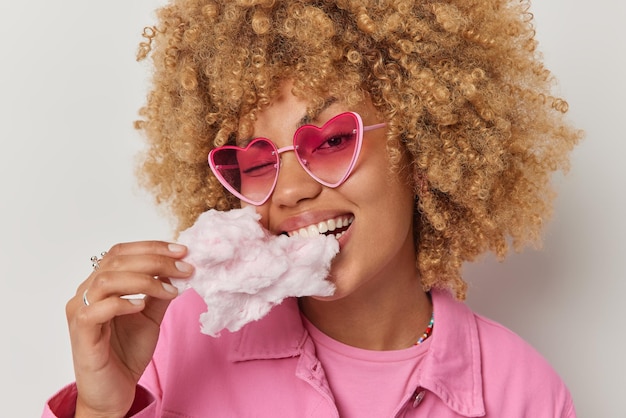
[44,0,580,416]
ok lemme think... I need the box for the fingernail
[175,261,194,273]
[162,282,179,294]
[128,298,144,306]
[168,243,186,253]
[161,282,178,295]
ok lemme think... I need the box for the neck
[299,273,432,351]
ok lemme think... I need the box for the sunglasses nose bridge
[280,148,318,188]
[274,145,300,170]
[275,144,296,155]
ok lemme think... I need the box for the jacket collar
[418,289,485,416]
[228,299,307,362]
[228,289,485,416]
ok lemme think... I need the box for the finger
[69,278,178,339]
[105,241,188,258]
[141,281,178,325]
[95,253,194,280]
[80,272,180,308]
[70,296,150,347]
[74,294,146,326]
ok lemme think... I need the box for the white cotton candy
[171,206,338,336]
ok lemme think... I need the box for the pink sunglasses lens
[294,112,360,186]
[211,139,278,204]
[210,112,362,204]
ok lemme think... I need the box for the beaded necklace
[415,312,435,345]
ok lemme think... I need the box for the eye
[237,139,278,177]
[315,132,354,152]
[241,161,276,177]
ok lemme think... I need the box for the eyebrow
[239,97,338,146]
[296,97,338,128]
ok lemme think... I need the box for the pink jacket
[43,289,575,417]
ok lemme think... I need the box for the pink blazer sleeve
[41,383,158,418]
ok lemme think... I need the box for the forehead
[244,102,365,145]
[235,81,378,145]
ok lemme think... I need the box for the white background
[0,1,624,417]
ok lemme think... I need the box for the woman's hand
[66,241,194,418]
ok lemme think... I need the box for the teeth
[288,216,353,239]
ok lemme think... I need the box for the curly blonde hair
[135,0,581,299]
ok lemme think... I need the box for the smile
[286,215,354,239]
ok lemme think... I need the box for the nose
[270,151,322,207]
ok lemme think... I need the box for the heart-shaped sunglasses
[208,112,386,205]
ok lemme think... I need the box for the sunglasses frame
[208,111,386,205]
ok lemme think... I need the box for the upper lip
[273,210,354,235]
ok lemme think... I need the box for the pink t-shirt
[303,315,430,417]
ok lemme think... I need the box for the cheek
[358,161,415,234]
[353,149,413,204]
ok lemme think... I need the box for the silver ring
[82,289,90,306]
[90,251,107,270]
